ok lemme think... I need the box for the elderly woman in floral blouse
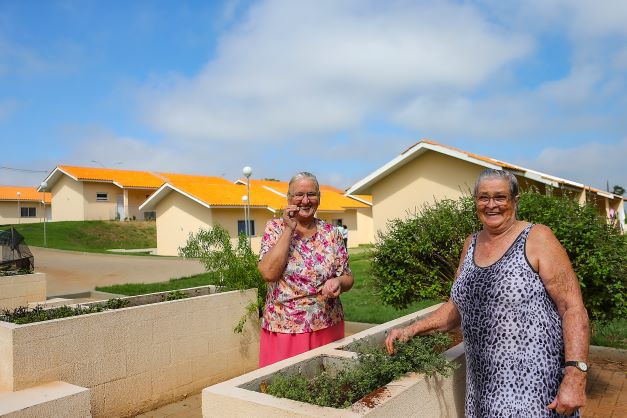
[257,172,354,367]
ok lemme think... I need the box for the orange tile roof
[238,178,369,211]
[412,139,522,171]
[0,186,51,203]
[159,173,232,185]
[59,165,164,189]
[170,179,286,209]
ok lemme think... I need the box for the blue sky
[1,0,626,192]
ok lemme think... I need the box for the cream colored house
[0,186,51,225]
[235,179,373,249]
[346,139,625,238]
[141,177,373,256]
[140,176,285,255]
[40,166,165,221]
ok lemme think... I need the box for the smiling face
[475,178,518,232]
[288,178,320,221]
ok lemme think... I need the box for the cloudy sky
[1,0,626,191]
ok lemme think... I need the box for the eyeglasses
[476,194,510,206]
[291,192,319,201]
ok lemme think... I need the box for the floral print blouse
[259,218,351,334]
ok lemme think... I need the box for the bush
[371,190,626,321]
[179,224,265,332]
[370,196,480,308]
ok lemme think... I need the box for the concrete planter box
[0,272,46,310]
[203,304,466,417]
[0,286,260,418]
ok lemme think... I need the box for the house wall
[212,207,275,254]
[0,202,44,225]
[156,193,213,256]
[371,151,483,234]
[51,176,85,221]
[354,207,373,245]
[128,189,154,220]
[83,182,121,221]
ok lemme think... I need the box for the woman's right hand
[283,204,299,231]
[385,327,412,355]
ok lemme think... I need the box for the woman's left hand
[321,278,341,298]
[547,369,586,416]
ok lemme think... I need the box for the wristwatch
[564,361,589,372]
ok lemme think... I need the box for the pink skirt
[258,321,345,367]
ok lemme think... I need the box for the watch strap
[564,360,588,372]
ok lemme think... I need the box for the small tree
[371,190,626,321]
[179,224,266,332]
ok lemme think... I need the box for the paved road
[30,247,206,296]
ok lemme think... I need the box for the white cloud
[522,138,627,191]
[139,0,532,143]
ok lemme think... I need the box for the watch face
[577,361,589,372]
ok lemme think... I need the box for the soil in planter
[265,332,458,409]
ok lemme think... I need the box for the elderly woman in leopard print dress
[385,169,589,418]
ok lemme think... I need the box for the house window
[96,192,109,201]
[20,207,36,217]
[144,211,156,221]
[237,220,256,236]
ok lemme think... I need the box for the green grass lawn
[1,221,156,253]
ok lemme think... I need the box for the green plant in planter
[0,298,129,324]
[165,290,188,301]
[179,224,265,333]
[266,332,457,408]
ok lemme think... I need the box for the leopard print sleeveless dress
[451,224,578,417]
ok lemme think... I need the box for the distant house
[0,186,51,225]
[235,179,373,249]
[141,177,373,256]
[40,166,165,221]
[346,139,624,237]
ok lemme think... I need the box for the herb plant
[266,333,457,408]
[0,298,130,324]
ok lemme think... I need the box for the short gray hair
[473,169,519,198]
[287,172,320,196]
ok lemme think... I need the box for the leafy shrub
[370,196,480,308]
[266,332,456,408]
[179,224,265,332]
[371,190,626,321]
[0,298,129,324]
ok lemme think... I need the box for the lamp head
[40,181,48,190]
[242,166,252,178]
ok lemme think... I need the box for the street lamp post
[242,195,248,238]
[242,166,252,246]
[16,191,21,224]
[40,181,47,247]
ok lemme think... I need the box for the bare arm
[527,225,589,416]
[385,235,470,355]
[257,211,298,282]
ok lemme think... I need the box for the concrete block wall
[203,304,466,417]
[0,381,91,418]
[0,288,260,418]
[0,273,46,310]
